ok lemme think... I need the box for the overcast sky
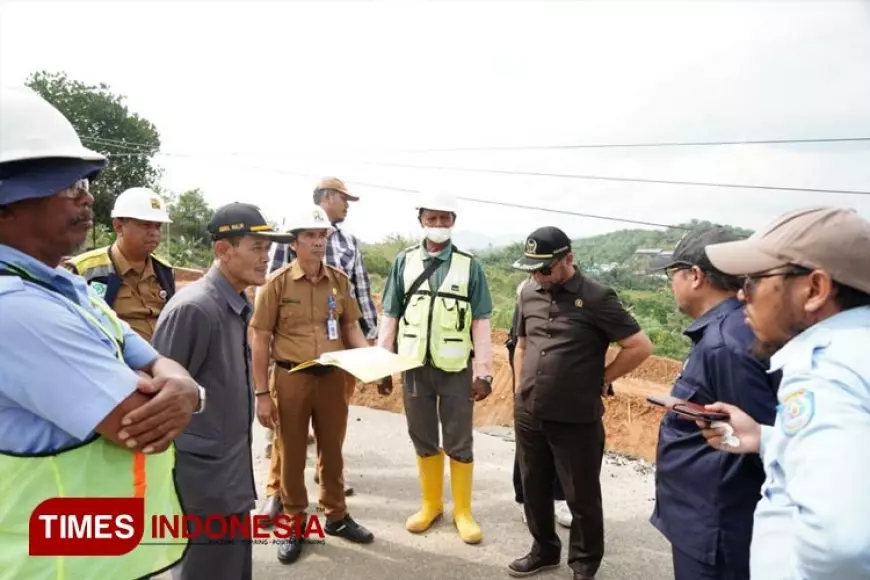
[4,0,870,245]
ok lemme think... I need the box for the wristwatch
[193,384,207,414]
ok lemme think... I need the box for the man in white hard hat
[251,205,375,565]
[66,186,174,341]
[0,86,200,578]
[376,191,495,545]
[258,176,373,522]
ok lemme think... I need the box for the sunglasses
[535,256,567,276]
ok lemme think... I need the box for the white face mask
[423,227,452,244]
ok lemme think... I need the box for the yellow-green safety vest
[397,246,473,372]
[0,264,188,580]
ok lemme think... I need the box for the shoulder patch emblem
[780,389,814,436]
[90,281,107,298]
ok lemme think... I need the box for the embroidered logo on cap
[525,238,537,254]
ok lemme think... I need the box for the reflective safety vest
[397,246,473,372]
[0,266,188,580]
[65,245,175,309]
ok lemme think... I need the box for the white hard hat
[416,190,460,214]
[0,85,106,165]
[287,205,334,234]
[111,187,172,223]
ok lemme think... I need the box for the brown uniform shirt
[110,244,167,342]
[250,260,362,362]
[516,269,641,423]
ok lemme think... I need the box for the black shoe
[324,514,374,544]
[507,553,560,577]
[276,538,303,565]
[573,573,595,580]
[257,496,282,527]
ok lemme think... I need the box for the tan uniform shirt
[250,260,362,362]
[110,244,167,342]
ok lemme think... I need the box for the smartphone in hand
[646,394,730,422]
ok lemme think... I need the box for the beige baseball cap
[316,177,358,201]
[705,206,870,293]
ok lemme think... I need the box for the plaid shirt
[267,226,379,339]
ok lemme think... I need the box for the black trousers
[515,403,605,578]
[171,512,253,580]
[672,545,750,580]
[513,450,565,503]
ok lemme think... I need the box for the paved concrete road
[161,406,673,580]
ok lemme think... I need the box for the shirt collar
[422,243,452,261]
[684,296,743,341]
[110,243,154,278]
[769,305,870,372]
[0,244,88,300]
[205,264,250,316]
[289,259,332,284]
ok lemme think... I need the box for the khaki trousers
[272,367,350,522]
[266,373,355,497]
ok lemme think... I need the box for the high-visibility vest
[397,246,473,372]
[0,265,188,580]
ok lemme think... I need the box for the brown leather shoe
[507,553,560,577]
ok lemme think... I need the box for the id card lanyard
[327,295,338,341]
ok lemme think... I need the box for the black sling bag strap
[398,247,451,320]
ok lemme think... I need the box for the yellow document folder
[289,346,423,383]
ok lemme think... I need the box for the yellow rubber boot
[405,451,444,533]
[449,458,482,544]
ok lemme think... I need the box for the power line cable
[333,160,870,197]
[81,136,870,197]
[97,149,692,230]
[395,136,870,153]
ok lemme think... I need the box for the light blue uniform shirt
[752,305,870,580]
[0,244,159,454]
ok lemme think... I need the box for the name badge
[327,318,338,341]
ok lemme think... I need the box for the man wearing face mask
[377,191,494,545]
[66,186,175,341]
[508,226,653,580]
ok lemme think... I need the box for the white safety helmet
[415,190,460,215]
[111,187,172,223]
[0,85,105,165]
[287,205,334,234]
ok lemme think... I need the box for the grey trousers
[170,512,253,580]
[402,363,474,462]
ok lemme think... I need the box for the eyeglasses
[742,267,812,297]
[665,263,694,280]
[56,179,91,200]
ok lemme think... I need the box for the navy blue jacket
[650,297,780,567]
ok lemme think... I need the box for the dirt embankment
[175,269,678,463]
